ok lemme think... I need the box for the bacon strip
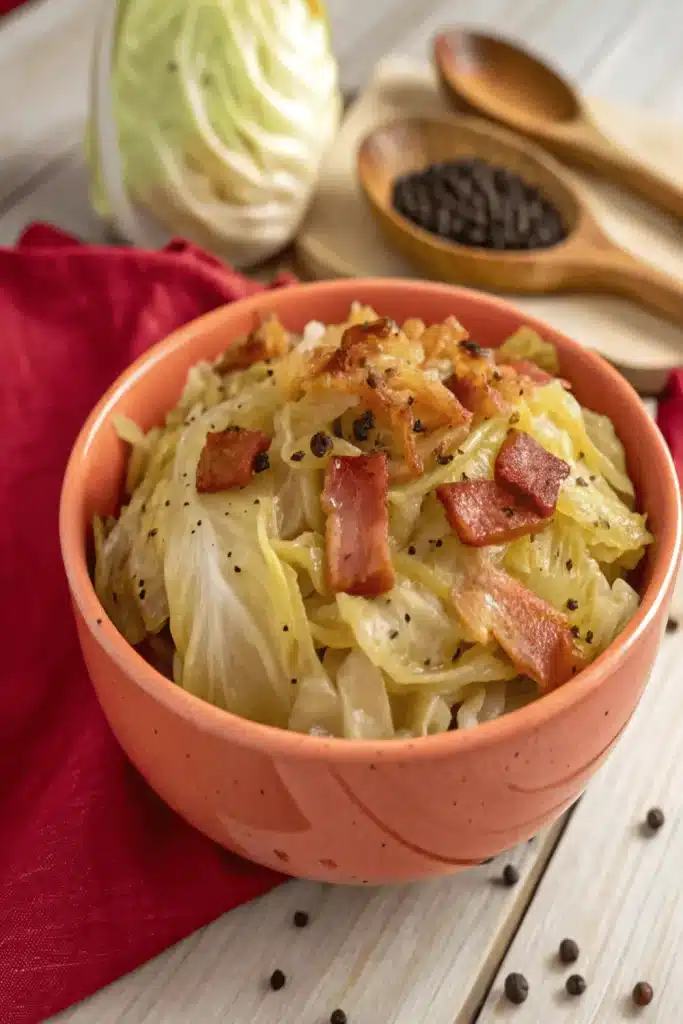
[216,317,289,373]
[495,429,570,517]
[321,453,395,596]
[196,428,270,493]
[445,372,511,423]
[452,555,583,692]
[436,479,547,546]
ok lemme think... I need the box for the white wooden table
[3,1,682,1021]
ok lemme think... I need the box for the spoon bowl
[357,114,683,392]
[434,30,683,222]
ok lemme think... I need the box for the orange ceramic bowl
[60,279,681,884]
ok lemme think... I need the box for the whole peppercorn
[566,974,586,996]
[504,972,529,1004]
[632,981,654,1006]
[558,938,579,964]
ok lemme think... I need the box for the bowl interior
[357,115,582,254]
[61,279,681,753]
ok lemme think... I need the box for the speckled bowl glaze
[60,279,681,884]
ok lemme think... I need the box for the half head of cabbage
[87,0,341,266]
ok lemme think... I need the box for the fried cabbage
[93,309,650,738]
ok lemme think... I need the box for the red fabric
[0,1,28,14]
[657,369,683,488]
[0,224,291,1024]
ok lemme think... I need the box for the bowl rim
[60,277,682,763]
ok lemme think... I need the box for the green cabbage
[87,0,341,266]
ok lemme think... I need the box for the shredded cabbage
[94,310,650,738]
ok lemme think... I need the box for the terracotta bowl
[60,279,681,885]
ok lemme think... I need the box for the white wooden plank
[54,820,564,1024]
[0,0,105,205]
[478,633,683,1023]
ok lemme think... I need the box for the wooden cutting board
[297,56,683,393]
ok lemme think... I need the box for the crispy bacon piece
[445,373,511,422]
[495,429,570,517]
[323,318,396,375]
[195,428,270,493]
[436,479,548,546]
[216,316,289,373]
[451,556,584,692]
[321,453,396,596]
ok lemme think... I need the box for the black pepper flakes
[504,972,529,1005]
[404,613,411,623]
[502,506,515,518]
[253,451,270,473]
[435,538,443,548]
[293,910,309,928]
[165,500,171,507]
[234,566,242,574]
[310,432,333,457]
[269,969,286,991]
[148,528,158,538]
[366,371,379,389]
[566,974,586,996]
[290,450,305,462]
[646,807,665,831]
[408,545,416,555]
[666,617,679,634]
[566,559,573,571]
[502,863,519,887]
[389,629,399,640]
[559,938,579,964]
[570,625,580,638]
[566,598,579,611]
[459,339,483,356]
[352,409,375,442]
[575,477,588,487]
[585,630,594,644]
[291,678,297,685]
[139,588,146,601]
[632,982,654,1007]
[330,1011,347,1024]
[283,625,289,632]
[413,418,426,433]
[436,453,454,465]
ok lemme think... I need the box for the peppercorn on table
[3,1,683,1021]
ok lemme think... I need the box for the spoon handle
[556,117,683,221]
[574,244,683,329]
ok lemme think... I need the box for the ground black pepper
[585,630,594,644]
[310,432,333,457]
[436,453,454,465]
[253,451,270,473]
[283,625,289,632]
[566,598,579,611]
[435,538,443,548]
[293,911,309,928]
[408,545,416,555]
[413,418,426,433]
[570,625,580,638]
[566,974,586,996]
[269,969,286,991]
[559,938,579,964]
[646,807,665,831]
[504,972,529,1004]
[234,566,242,573]
[389,630,399,639]
[404,613,411,623]
[352,410,375,442]
[575,477,588,487]
[502,863,519,887]
[632,982,654,1006]
[290,450,305,462]
[565,559,573,571]
[666,617,679,633]
[139,588,146,601]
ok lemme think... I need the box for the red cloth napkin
[657,370,683,488]
[0,225,290,1024]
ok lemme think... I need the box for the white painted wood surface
[0,0,681,1021]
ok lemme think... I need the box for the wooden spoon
[357,115,683,394]
[434,30,683,222]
